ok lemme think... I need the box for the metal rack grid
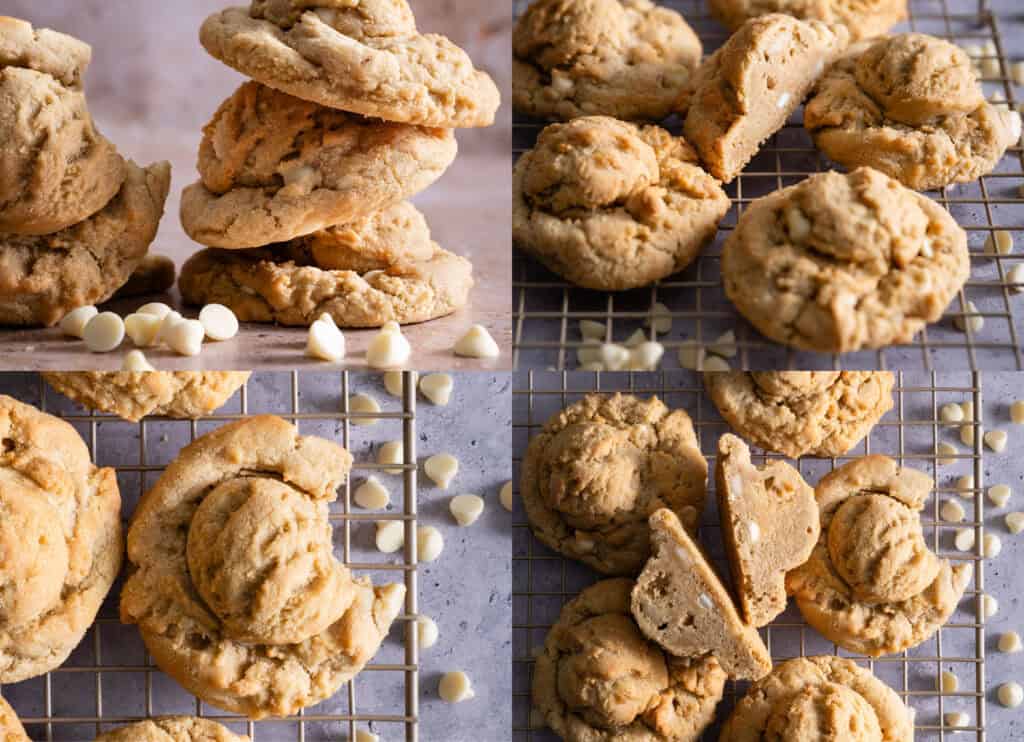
[1,371,421,742]
[512,0,1024,371]
[512,370,988,740]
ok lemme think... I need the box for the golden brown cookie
[43,371,251,423]
[631,509,772,680]
[715,434,818,627]
[0,395,122,683]
[720,167,969,353]
[720,655,914,741]
[705,371,895,458]
[512,0,702,121]
[179,202,473,327]
[94,717,250,742]
[112,254,176,300]
[682,14,849,183]
[0,160,171,327]
[533,578,727,742]
[787,456,971,656]
[119,416,404,718]
[805,34,1022,190]
[180,81,457,249]
[199,1,500,128]
[708,0,906,42]
[0,696,29,742]
[520,393,707,575]
[513,116,729,290]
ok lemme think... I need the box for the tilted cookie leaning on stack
[178,0,500,328]
[0,17,171,327]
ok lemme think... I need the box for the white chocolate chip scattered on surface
[355,476,390,510]
[500,481,513,512]
[989,484,1012,508]
[83,312,125,353]
[939,670,959,693]
[1010,263,1024,294]
[999,631,1022,653]
[984,429,1008,453]
[708,330,737,358]
[307,319,346,362]
[438,671,475,703]
[417,615,439,649]
[941,499,966,523]
[579,319,606,341]
[940,402,965,424]
[598,343,629,371]
[450,494,485,526]
[378,441,404,474]
[645,302,672,333]
[677,342,704,370]
[424,453,458,489]
[961,401,975,420]
[953,301,983,333]
[981,593,998,621]
[703,355,731,372]
[122,349,155,372]
[983,532,1002,558]
[383,370,416,398]
[1011,400,1024,424]
[998,682,1023,708]
[155,310,184,346]
[419,373,453,406]
[624,328,647,348]
[124,312,162,348]
[629,341,664,371]
[367,322,411,368]
[349,393,380,426]
[453,324,500,358]
[198,303,239,341]
[375,521,404,553]
[354,730,379,742]
[984,230,1014,256]
[167,319,205,357]
[954,528,976,552]
[945,711,969,728]
[937,442,958,465]
[960,424,977,447]
[137,302,172,319]
[1007,512,1024,535]
[60,305,98,338]
[576,339,600,368]
[417,526,444,562]
[957,474,975,496]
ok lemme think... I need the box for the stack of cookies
[0,17,171,327]
[178,0,500,328]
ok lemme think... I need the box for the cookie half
[95,717,250,742]
[720,168,969,352]
[0,696,29,742]
[708,0,907,42]
[199,3,499,128]
[513,116,729,290]
[513,0,702,121]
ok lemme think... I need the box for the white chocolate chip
[941,499,966,523]
[367,322,411,368]
[960,424,976,447]
[417,615,439,649]
[954,528,976,552]
[982,55,1001,79]
[500,481,513,512]
[937,442,958,465]
[624,328,647,348]
[1007,512,1024,534]
[155,310,184,346]
[450,494,484,526]
[1009,264,1024,294]
[136,302,172,319]
[644,302,672,333]
[198,304,239,341]
[599,343,630,371]
[776,91,791,109]
[375,521,404,553]
[629,341,664,371]
[574,531,596,552]
[122,349,155,372]
[677,342,704,370]
[989,484,1012,508]
[747,521,760,543]
[349,393,380,426]
[983,532,1002,558]
[962,400,975,419]
[83,312,125,353]
[124,312,162,348]
[60,305,98,338]
[424,453,458,489]
[1012,400,1024,424]
[954,301,983,333]
[383,370,416,398]
[940,402,965,424]
[307,319,346,362]
[984,230,1014,256]
[579,320,606,341]
[939,670,959,693]
[708,330,737,358]
[957,474,975,496]
[945,711,969,728]
[354,476,389,510]
[698,593,713,610]
[703,355,731,372]
[980,593,998,621]
[984,429,1008,453]
[1014,60,1024,86]
[577,339,601,367]
[453,324,500,358]
[355,730,379,742]
[998,682,1023,708]
[166,319,205,357]
[999,631,1022,653]
[785,207,811,241]
[417,525,444,562]
[378,441,404,474]
[438,671,474,703]
[419,373,453,406]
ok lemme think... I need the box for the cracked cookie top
[520,393,707,575]
[787,456,971,656]
[705,371,894,458]
[707,0,906,42]
[513,116,729,291]
[512,0,702,121]
[805,34,1022,190]
[720,168,968,353]
[95,717,250,742]
[533,578,727,742]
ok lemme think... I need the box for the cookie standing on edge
[708,0,907,42]
[513,0,702,121]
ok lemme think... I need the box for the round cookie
[786,455,972,656]
[720,167,969,353]
[119,415,405,718]
[179,202,473,327]
[95,717,250,742]
[513,116,729,291]
[533,578,727,742]
[512,0,702,121]
[519,392,707,575]
[704,371,895,458]
[198,1,499,128]
[0,160,171,327]
[43,371,251,423]
[805,34,1022,190]
[0,395,122,683]
[708,0,906,42]
[0,696,29,742]
[180,81,457,249]
[720,655,914,741]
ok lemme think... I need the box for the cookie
[705,371,895,458]
[787,455,972,656]
[112,254,177,300]
[119,416,404,718]
[0,696,29,742]
[805,34,1022,190]
[0,395,122,683]
[533,578,727,742]
[520,393,707,575]
[631,509,772,680]
[512,0,702,121]
[708,0,906,42]
[720,655,914,741]
[95,717,250,742]
[0,160,171,327]
[180,81,457,249]
[43,371,251,422]
[682,14,849,183]
[720,167,969,353]
[179,202,473,327]
[198,2,499,128]
[715,434,818,626]
[0,16,91,89]
[513,116,729,290]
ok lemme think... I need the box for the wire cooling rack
[1,371,421,742]
[512,0,1024,371]
[512,370,989,740]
